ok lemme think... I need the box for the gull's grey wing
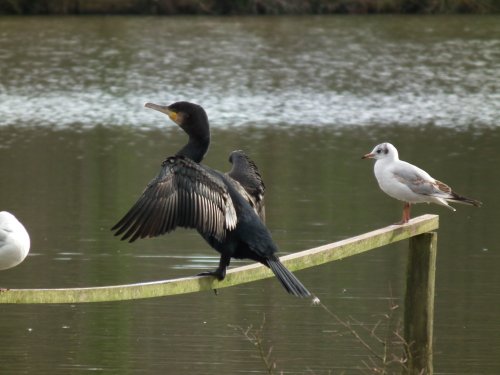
[391,162,452,197]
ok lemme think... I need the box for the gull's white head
[362,142,399,161]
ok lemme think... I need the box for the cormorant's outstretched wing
[112,156,237,243]
[227,150,266,222]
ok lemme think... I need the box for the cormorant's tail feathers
[267,258,311,298]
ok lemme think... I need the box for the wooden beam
[0,214,439,304]
[404,232,437,375]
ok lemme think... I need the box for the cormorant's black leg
[197,254,231,281]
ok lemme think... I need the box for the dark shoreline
[1,0,498,15]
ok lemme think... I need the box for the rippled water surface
[1,15,500,128]
[0,15,499,375]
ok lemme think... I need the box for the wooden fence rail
[0,214,438,304]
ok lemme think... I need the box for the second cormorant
[111,101,311,297]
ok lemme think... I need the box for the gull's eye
[376,148,382,154]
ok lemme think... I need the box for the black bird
[111,101,311,297]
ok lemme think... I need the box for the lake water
[0,15,499,374]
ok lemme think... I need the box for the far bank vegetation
[1,0,498,15]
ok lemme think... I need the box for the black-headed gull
[362,142,482,224]
[0,211,30,271]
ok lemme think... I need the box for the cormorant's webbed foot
[197,268,226,281]
[197,255,230,281]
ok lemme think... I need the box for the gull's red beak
[361,153,374,159]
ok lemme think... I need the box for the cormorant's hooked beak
[145,102,181,125]
[361,153,374,159]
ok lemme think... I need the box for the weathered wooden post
[404,232,437,375]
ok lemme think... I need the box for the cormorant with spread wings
[112,101,310,297]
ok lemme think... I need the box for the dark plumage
[112,101,310,297]
[227,150,266,223]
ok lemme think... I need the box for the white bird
[362,142,482,224]
[0,211,30,270]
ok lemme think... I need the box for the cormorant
[112,101,311,297]
[362,142,482,224]
[0,211,30,271]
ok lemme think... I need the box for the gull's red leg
[403,202,411,223]
[396,202,411,225]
